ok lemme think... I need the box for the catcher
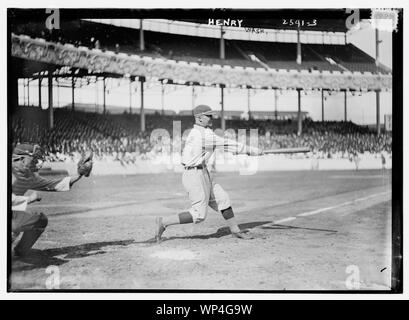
[11,143,93,257]
[155,105,263,242]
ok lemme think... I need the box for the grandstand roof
[11,20,391,75]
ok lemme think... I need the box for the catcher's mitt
[77,151,93,177]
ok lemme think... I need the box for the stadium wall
[47,155,391,176]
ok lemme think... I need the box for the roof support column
[38,77,42,108]
[375,29,380,67]
[376,90,381,136]
[48,70,54,130]
[140,76,145,132]
[192,85,196,109]
[161,81,165,115]
[103,77,106,114]
[71,76,75,111]
[220,26,225,60]
[129,76,133,114]
[27,78,30,106]
[140,19,145,51]
[23,79,26,106]
[296,28,302,65]
[274,89,278,120]
[247,88,251,120]
[321,89,325,122]
[297,89,302,136]
[344,90,347,122]
[220,85,225,131]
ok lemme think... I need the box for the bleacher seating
[11,20,390,74]
[11,106,392,163]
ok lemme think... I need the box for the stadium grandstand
[9,10,392,163]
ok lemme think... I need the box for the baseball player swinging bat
[155,104,265,242]
[154,105,312,243]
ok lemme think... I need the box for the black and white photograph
[5,6,403,293]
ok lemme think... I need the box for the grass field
[10,169,392,291]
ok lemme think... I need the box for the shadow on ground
[12,239,135,271]
[262,224,338,233]
[12,250,68,272]
[157,220,337,243]
[11,220,337,270]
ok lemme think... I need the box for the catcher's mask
[12,143,45,177]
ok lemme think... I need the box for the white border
[1,0,407,300]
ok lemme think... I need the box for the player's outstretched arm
[244,145,264,156]
[203,130,263,156]
[27,191,42,203]
[205,130,250,155]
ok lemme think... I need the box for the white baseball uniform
[181,124,246,223]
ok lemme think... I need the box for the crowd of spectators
[11,106,392,165]
[258,119,392,160]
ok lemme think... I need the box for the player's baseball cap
[12,143,44,159]
[192,105,217,117]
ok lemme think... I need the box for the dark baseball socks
[161,207,240,234]
[161,211,193,227]
[221,207,241,233]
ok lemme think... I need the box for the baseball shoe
[155,217,166,243]
[231,230,254,240]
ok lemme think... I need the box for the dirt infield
[9,170,392,291]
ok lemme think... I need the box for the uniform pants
[182,168,231,223]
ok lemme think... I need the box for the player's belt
[183,164,205,170]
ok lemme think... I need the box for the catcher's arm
[27,191,42,204]
[75,151,93,181]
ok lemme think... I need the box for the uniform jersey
[182,124,245,167]
[12,173,71,196]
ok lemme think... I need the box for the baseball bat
[263,147,311,154]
